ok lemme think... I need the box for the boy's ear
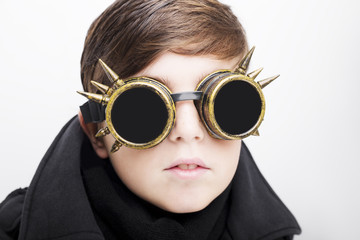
[78,111,109,159]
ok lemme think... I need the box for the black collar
[19,117,104,240]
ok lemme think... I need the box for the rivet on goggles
[78,47,278,153]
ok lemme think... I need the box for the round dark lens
[214,81,262,135]
[111,87,168,144]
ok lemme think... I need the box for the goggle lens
[214,81,262,135]
[111,87,168,144]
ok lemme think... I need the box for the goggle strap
[171,91,202,102]
[80,101,106,123]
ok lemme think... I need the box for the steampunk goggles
[78,47,278,153]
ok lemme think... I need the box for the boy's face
[100,52,242,213]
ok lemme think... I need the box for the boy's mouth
[177,164,199,170]
[164,158,209,179]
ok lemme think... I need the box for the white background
[1,0,359,239]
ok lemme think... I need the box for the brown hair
[80,0,248,92]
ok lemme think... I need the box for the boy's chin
[156,197,213,214]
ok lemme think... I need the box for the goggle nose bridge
[171,91,202,102]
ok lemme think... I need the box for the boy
[0,0,301,239]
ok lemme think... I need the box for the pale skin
[80,52,242,213]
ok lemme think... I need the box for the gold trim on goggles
[77,47,278,152]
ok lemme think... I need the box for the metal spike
[252,130,260,136]
[236,46,255,75]
[95,127,110,138]
[111,140,122,153]
[77,91,109,104]
[257,75,279,89]
[91,80,110,94]
[99,59,119,83]
[113,79,125,90]
[247,67,263,80]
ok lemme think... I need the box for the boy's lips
[164,158,210,179]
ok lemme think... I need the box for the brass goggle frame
[78,47,278,153]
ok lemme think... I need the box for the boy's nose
[168,101,205,144]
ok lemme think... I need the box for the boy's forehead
[132,52,241,89]
[135,52,241,76]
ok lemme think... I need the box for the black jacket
[0,117,301,240]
